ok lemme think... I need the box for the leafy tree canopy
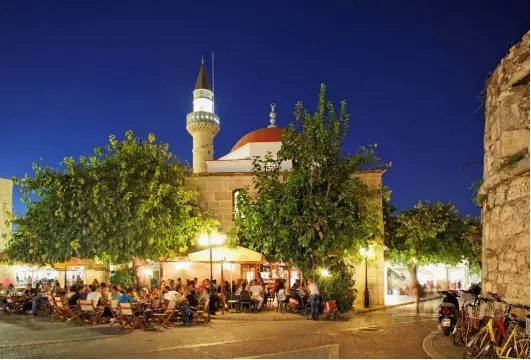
[5,131,218,266]
[384,200,482,269]
[231,84,389,273]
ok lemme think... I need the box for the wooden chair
[152,299,177,329]
[117,302,143,333]
[78,299,103,326]
[47,295,64,321]
[56,297,82,324]
[5,296,24,314]
[107,299,119,327]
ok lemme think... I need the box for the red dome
[231,127,284,152]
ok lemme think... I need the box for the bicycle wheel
[464,330,490,359]
[512,338,530,359]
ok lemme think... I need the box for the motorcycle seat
[439,302,456,308]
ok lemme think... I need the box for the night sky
[1,1,529,217]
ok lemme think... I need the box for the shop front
[0,264,59,288]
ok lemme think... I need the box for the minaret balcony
[186,111,220,126]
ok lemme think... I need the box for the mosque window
[233,189,243,219]
[265,161,276,171]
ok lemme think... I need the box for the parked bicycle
[464,292,529,359]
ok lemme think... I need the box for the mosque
[172,60,387,307]
[0,60,389,308]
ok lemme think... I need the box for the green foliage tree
[5,131,218,287]
[315,259,357,312]
[384,201,482,295]
[110,269,133,289]
[231,84,388,276]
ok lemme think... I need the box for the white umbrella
[188,245,265,262]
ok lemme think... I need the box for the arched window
[233,189,243,219]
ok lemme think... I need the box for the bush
[110,268,133,289]
[316,260,357,312]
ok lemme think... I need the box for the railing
[186,111,220,126]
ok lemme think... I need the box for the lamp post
[198,232,225,315]
[360,247,374,308]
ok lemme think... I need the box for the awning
[53,258,94,269]
[188,246,265,263]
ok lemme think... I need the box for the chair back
[119,302,134,316]
[152,298,160,309]
[167,299,177,310]
[54,297,65,309]
[110,299,118,311]
[79,300,94,312]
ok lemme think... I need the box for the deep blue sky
[1,1,529,217]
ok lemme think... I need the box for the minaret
[186,57,220,173]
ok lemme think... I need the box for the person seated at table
[118,288,134,305]
[110,285,123,300]
[186,285,199,307]
[22,283,37,312]
[31,282,52,316]
[139,287,151,302]
[197,287,209,310]
[238,279,250,293]
[231,280,237,293]
[1,284,16,313]
[249,280,264,311]
[67,285,83,308]
[163,286,178,301]
[179,298,195,325]
[86,284,101,306]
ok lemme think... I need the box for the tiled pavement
[0,301,443,358]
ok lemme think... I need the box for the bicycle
[452,290,488,346]
[465,292,529,359]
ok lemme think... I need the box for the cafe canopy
[188,245,265,263]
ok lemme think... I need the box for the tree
[384,201,482,302]
[231,84,388,276]
[5,131,218,287]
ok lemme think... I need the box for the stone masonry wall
[188,170,386,306]
[479,31,530,305]
[0,178,13,252]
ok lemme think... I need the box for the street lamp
[198,232,225,314]
[359,246,375,308]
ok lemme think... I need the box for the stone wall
[479,31,530,305]
[0,178,13,252]
[188,170,386,306]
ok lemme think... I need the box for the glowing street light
[360,245,375,308]
[320,268,329,277]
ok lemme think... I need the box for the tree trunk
[132,257,152,291]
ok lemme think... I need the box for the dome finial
[268,103,277,128]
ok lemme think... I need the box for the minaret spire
[186,57,220,173]
[268,103,277,128]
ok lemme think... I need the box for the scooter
[438,290,460,336]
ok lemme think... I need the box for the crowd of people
[1,274,323,321]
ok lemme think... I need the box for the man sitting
[249,280,264,311]
[87,285,102,306]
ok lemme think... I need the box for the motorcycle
[438,290,460,336]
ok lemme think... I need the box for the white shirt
[309,283,319,296]
[249,285,263,297]
[87,291,101,305]
[164,290,179,301]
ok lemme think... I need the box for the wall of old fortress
[480,31,530,304]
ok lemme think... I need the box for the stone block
[506,175,530,202]
[215,191,232,201]
[218,200,232,210]
[494,183,509,206]
[207,181,223,192]
[199,191,216,202]
[208,201,220,210]
[500,129,530,157]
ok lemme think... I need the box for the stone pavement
[0,300,443,358]
[422,330,465,359]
